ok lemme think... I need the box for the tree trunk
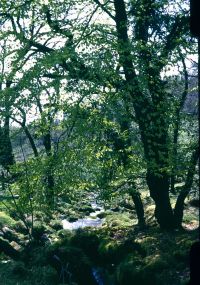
[146,170,175,230]
[24,126,39,157]
[43,131,54,207]
[170,120,179,194]
[0,116,15,171]
[129,189,146,227]
[174,145,199,227]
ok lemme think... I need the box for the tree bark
[43,132,55,207]
[0,116,15,171]
[113,0,175,230]
[146,170,175,229]
[170,53,189,194]
[24,126,39,157]
[174,145,199,227]
[129,189,146,227]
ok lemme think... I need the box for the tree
[0,0,198,230]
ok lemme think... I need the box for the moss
[13,221,29,235]
[68,215,79,222]
[144,254,169,273]
[70,229,100,262]
[105,213,134,228]
[116,252,175,285]
[65,209,80,222]
[78,205,95,214]
[116,254,150,285]
[46,245,96,285]
[136,236,158,255]
[11,261,28,277]
[98,237,145,265]
[30,265,59,285]
[57,229,74,239]
[97,212,107,219]
[0,212,16,227]
[49,219,63,231]
[32,221,46,240]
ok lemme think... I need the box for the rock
[79,205,95,214]
[32,222,46,240]
[49,220,63,231]
[110,206,120,212]
[10,241,21,251]
[2,226,19,243]
[47,245,97,285]
[41,233,51,244]
[13,221,29,235]
[68,216,79,222]
[97,212,107,219]
[189,199,199,208]
[0,237,20,260]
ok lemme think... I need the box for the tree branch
[93,0,115,21]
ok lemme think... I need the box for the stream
[61,199,112,285]
[62,200,105,230]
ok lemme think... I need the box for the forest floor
[0,192,199,285]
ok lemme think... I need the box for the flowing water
[61,199,116,285]
[62,200,105,230]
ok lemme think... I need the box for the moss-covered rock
[49,219,63,231]
[70,229,100,262]
[57,229,74,239]
[104,212,135,228]
[116,254,149,285]
[143,254,169,273]
[98,238,145,265]
[0,212,16,227]
[0,237,21,260]
[13,221,29,235]
[78,205,95,214]
[1,226,20,243]
[96,212,107,219]
[32,221,46,240]
[68,215,79,222]
[46,244,96,285]
[116,252,175,285]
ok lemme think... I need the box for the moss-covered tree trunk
[113,0,175,230]
[146,170,174,229]
[174,145,199,228]
[141,117,175,230]
[129,189,145,227]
